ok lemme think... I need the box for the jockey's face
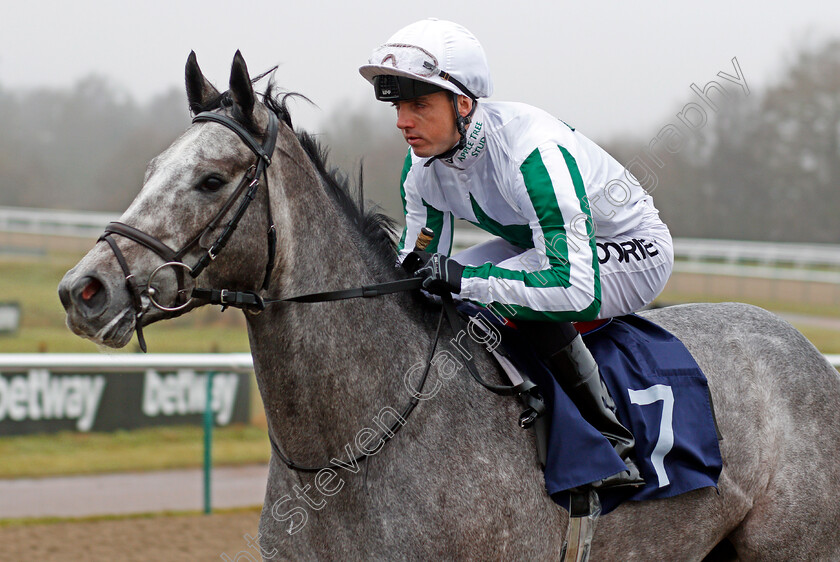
[394,92,472,158]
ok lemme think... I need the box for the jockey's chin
[406,138,456,158]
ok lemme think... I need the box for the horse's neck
[246,159,435,463]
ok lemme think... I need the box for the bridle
[97,102,544,474]
[98,109,279,352]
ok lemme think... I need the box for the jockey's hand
[401,249,431,276]
[413,253,464,296]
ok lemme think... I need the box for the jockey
[360,18,674,490]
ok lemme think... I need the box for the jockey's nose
[396,105,414,130]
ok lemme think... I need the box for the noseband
[98,109,280,351]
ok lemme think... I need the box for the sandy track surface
[1,510,265,561]
[1,465,271,560]
[0,465,269,519]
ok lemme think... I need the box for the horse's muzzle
[58,268,135,347]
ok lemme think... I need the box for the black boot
[546,334,645,490]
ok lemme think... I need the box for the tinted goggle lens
[373,75,445,101]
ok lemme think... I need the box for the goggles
[373,75,446,101]
[368,43,477,100]
[369,44,441,75]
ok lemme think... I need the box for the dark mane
[261,84,400,272]
[191,80,400,273]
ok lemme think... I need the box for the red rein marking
[81,279,101,301]
[501,319,608,335]
[573,319,609,336]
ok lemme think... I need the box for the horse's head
[58,51,292,350]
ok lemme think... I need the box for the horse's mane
[263,87,440,314]
[192,83,400,272]
[293,129,401,268]
[264,85,401,273]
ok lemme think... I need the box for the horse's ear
[185,51,220,113]
[229,50,255,117]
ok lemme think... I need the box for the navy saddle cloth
[462,306,723,515]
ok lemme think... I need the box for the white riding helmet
[359,18,493,101]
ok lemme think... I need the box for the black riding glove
[401,249,431,276]
[413,252,464,296]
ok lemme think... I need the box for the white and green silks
[397,101,672,322]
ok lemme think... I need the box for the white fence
[675,238,840,269]
[0,206,118,240]
[0,352,837,373]
[0,353,255,373]
[454,228,840,284]
[2,205,840,286]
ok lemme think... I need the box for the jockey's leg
[451,229,673,487]
[451,237,524,266]
[519,320,645,490]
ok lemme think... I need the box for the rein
[254,285,544,474]
[97,104,544,474]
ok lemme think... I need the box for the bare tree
[0,77,188,211]
[609,39,840,243]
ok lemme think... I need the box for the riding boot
[545,334,645,490]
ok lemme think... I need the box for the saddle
[487,317,610,466]
[458,303,723,516]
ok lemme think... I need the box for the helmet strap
[454,93,472,148]
[423,94,478,167]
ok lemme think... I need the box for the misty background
[1,1,839,243]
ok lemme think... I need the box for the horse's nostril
[72,275,108,316]
[81,278,102,302]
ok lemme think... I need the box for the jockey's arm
[396,151,453,261]
[458,143,601,322]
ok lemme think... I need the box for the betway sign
[0,370,105,431]
[142,370,240,425]
[0,354,252,436]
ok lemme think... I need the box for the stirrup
[561,488,601,562]
[590,465,645,491]
[518,406,539,429]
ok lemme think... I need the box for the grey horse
[58,52,840,560]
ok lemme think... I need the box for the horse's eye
[199,176,226,192]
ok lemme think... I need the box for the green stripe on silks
[521,147,572,285]
[421,199,445,254]
[486,297,601,323]
[462,147,571,289]
[464,260,564,286]
[445,212,454,255]
[462,145,601,322]
[557,144,601,313]
[396,148,449,255]
[468,194,534,250]
[397,150,412,252]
